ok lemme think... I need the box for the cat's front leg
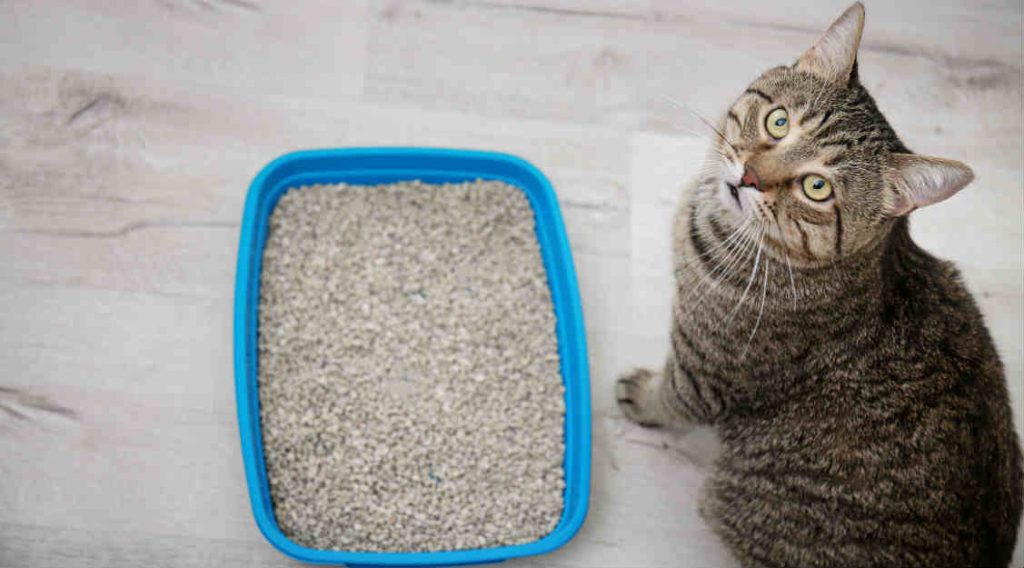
[616,368,666,427]
[617,344,726,430]
[616,365,695,431]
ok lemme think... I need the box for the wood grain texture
[1,1,1020,566]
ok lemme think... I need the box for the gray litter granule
[257,179,566,552]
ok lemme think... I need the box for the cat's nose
[740,165,762,192]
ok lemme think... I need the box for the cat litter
[256,179,566,552]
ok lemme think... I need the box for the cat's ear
[794,2,865,85]
[882,154,974,216]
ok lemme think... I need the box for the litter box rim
[233,147,592,567]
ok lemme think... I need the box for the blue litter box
[233,147,592,566]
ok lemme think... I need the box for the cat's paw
[616,368,664,428]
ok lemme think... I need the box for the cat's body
[672,186,1020,567]
[617,4,1022,566]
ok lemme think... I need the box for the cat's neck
[749,217,944,337]
[780,224,892,310]
[684,198,937,330]
[692,207,912,322]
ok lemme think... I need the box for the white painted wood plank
[647,0,1024,62]
[0,0,370,102]
[1,524,291,568]
[0,285,256,546]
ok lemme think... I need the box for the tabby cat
[616,4,1023,566]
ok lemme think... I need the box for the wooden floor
[1,1,1021,566]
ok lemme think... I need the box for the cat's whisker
[694,159,725,178]
[680,221,758,306]
[713,223,762,281]
[712,225,762,318]
[703,219,758,271]
[690,149,732,175]
[679,229,746,302]
[740,259,771,360]
[705,142,731,158]
[655,97,723,143]
[678,238,745,279]
[659,94,739,153]
[698,117,738,155]
[726,226,766,323]
[701,155,729,169]
[678,217,754,268]
[685,221,760,308]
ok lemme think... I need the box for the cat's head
[713,2,973,265]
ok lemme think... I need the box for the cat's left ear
[883,154,975,216]
[795,2,865,85]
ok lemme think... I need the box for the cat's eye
[765,108,789,139]
[802,175,833,202]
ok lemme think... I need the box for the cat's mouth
[726,182,741,208]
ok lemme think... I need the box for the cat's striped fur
[617,4,1023,567]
